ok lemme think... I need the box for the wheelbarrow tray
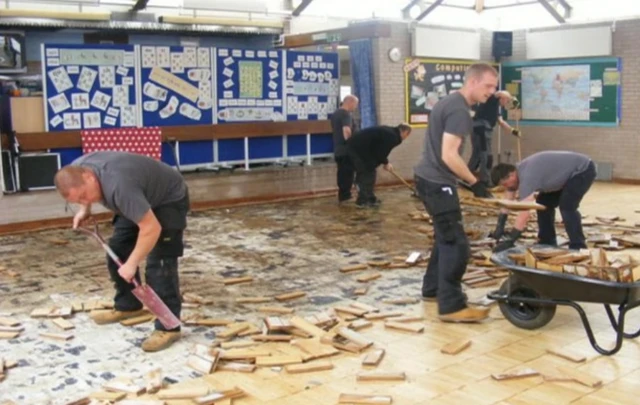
[487,245,640,356]
[491,246,640,305]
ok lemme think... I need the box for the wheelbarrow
[487,246,640,356]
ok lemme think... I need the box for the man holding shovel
[414,63,496,323]
[54,151,189,352]
[346,123,412,208]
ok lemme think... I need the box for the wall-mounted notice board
[140,45,214,127]
[42,44,139,131]
[213,47,285,123]
[284,50,340,121]
[501,57,621,126]
[403,58,499,127]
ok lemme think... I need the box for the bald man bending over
[331,95,359,203]
[54,151,189,352]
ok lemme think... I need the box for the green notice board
[501,57,621,127]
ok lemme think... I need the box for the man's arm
[127,209,162,266]
[513,193,536,231]
[342,113,353,140]
[442,133,478,185]
[497,116,512,132]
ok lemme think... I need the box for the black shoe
[370,198,382,206]
[338,194,353,203]
[356,201,377,209]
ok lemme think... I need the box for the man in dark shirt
[468,90,520,185]
[54,151,189,352]
[347,123,412,208]
[331,95,359,203]
[490,151,596,252]
[413,63,497,323]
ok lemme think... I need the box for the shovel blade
[131,284,181,330]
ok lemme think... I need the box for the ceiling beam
[292,0,314,17]
[475,0,484,13]
[402,0,423,13]
[556,0,572,18]
[131,0,150,12]
[415,0,444,21]
[538,0,565,23]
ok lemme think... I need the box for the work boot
[90,309,147,325]
[141,330,181,352]
[438,306,490,323]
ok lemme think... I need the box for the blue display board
[140,45,214,127]
[284,50,340,121]
[42,44,138,131]
[214,48,285,123]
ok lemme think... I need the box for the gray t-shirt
[72,151,187,223]
[414,92,472,185]
[517,151,592,199]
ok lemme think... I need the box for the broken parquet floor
[1,182,640,404]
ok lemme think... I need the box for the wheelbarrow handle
[76,223,141,288]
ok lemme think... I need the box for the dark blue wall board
[42,44,138,131]
[249,136,283,160]
[50,147,83,167]
[214,48,285,123]
[140,46,214,127]
[310,133,333,155]
[178,140,214,165]
[218,138,245,162]
[161,142,178,167]
[285,50,340,121]
[286,134,307,157]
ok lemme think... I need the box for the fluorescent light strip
[161,15,284,29]
[0,9,111,21]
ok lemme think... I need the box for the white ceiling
[1,0,640,31]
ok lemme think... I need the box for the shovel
[77,223,182,330]
[388,167,418,197]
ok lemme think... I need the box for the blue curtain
[349,39,378,129]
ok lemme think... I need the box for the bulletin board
[140,45,214,127]
[500,57,621,126]
[42,44,139,131]
[403,58,499,127]
[213,48,285,124]
[284,50,340,121]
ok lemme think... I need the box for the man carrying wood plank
[490,151,596,252]
[346,123,412,208]
[54,151,189,352]
[413,63,496,323]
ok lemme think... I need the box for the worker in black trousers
[331,95,359,203]
[414,63,498,323]
[468,90,520,185]
[346,123,412,208]
[490,151,597,252]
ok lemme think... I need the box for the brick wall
[480,22,638,180]
[372,22,425,182]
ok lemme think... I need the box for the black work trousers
[536,161,596,250]
[415,176,469,315]
[467,122,493,185]
[107,192,190,331]
[349,150,377,205]
[335,154,355,201]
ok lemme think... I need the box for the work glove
[489,213,508,240]
[511,128,521,137]
[470,181,493,199]
[493,229,523,253]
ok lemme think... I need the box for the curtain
[349,39,378,129]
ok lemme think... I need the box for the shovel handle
[76,223,139,287]
[388,168,416,192]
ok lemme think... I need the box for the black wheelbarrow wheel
[498,278,557,330]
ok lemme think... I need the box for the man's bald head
[54,166,102,205]
[342,95,359,112]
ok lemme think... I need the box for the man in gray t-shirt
[54,151,189,352]
[490,151,596,251]
[413,63,498,324]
